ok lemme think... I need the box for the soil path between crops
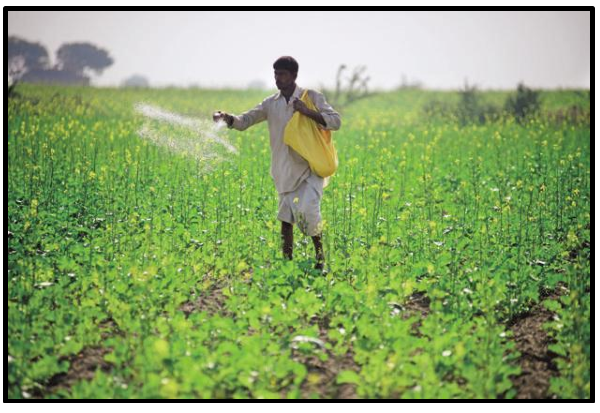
[290,291,431,399]
[37,280,565,400]
[179,280,231,317]
[291,315,360,399]
[39,280,229,398]
[179,277,364,399]
[38,320,116,398]
[38,285,434,399]
[507,288,565,399]
[402,288,564,400]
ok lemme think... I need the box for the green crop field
[7,84,590,399]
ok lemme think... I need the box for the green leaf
[548,343,567,357]
[543,300,561,312]
[336,370,361,385]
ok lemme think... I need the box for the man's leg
[281,221,294,260]
[311,234,325,270]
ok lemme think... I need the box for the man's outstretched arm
[214,98,268,131]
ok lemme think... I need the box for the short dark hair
[273,56,299,75]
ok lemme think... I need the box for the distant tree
[505,82,540,122]
[21,68,90,86]
[7,55,25,97]
[8,36,50,75]
[457,80,480,124]
[122,74,150,88]
[398,73,423,90]
[8,37,114,87]
[322,64,371,111]
[8,36,50,92]
[56,42,114,77]
[422,99,454,120]
[8,56,26,82]
[456,79,501,125]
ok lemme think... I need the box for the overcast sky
[8,10,590,90]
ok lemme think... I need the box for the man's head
[273,56,298,90]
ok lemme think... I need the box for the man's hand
[213,111,233,126]
[292,98,309,115]
[292,99,326,127]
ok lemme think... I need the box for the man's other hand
[292,98,308,115]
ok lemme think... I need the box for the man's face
[274,69,296,90]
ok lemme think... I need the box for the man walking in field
[213,56,341,270]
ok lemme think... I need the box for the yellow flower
[236,261,248,272]
[30,199,38,217]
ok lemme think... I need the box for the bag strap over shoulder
[302,89,318,109]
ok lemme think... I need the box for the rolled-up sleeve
[231,98,268,131]
[310,91,341,131]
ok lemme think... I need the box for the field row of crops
[7,84,590,399]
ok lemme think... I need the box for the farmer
[213,56,341,270]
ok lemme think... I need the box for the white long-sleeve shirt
[231,85,341,194]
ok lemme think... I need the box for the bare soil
[35,319,118,398]
[45,346,113,395]
[34,281,571,400]
[293,316,360,399]
[507,291,562,399]
[179,282,231,317]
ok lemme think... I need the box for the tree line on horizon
[8,36,114,87]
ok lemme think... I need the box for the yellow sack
[284,90,338,178]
